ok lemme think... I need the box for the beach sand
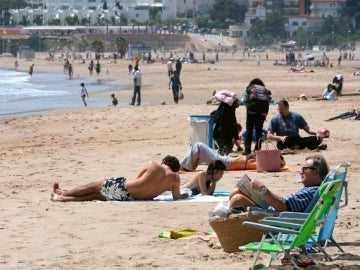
[1,50,360,269]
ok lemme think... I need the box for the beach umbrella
[214,90,238,106]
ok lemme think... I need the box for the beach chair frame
[239,180,343,270]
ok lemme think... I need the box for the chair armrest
[242,221,301,235]
[248,206,280,217]
[279,212,309,219]
[259,219,302,230]
[263,217,305,224]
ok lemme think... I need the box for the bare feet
[53,182,63,195]
[51,192,63,202]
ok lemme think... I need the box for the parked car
[251,47,266,52]
[1,52,14,57]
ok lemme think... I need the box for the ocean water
[0,68,127,118]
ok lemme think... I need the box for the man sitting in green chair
[229,154,329,212]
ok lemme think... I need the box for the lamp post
[347,30,350,47]
[332,31,334,49]
[161,36,165,57]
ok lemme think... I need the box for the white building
[309,0,347,19]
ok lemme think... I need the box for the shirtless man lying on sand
[51,155,189,202]
[180,142,285,171]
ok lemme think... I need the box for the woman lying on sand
[180,160,226,195]
[180,142,285,171]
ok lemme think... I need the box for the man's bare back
[127,161,183,200]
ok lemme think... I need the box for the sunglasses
[300,166,316,172]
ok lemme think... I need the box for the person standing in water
[80,83,89,107]
[29,64,34,76]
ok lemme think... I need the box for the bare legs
[229,188,257,209]
[51,179,106,202]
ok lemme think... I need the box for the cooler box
[188,115,214,148]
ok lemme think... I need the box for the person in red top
[135,56,140,66]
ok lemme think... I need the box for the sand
[0,49,360,269]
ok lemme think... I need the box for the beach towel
[153,189,230,202]
[158,228,199,239]
[158,229,217,240]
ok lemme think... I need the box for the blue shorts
[100,177,133,201]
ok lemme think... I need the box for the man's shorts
[100,177,134,201]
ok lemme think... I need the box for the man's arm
[267,130,287,143]
[172,175,189,200]
[302,124,317,136]
[250,179,288,211]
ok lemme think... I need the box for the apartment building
[309,0,346,19]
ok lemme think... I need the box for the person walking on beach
[242,78,272,155]
[129,65,142,106]
[88,60,94,76]
[68,63,73,79]
[29,64,34,76]
[15,60,19,71]
[175,59,182,76]
[80,83,89,107]
[167,59,173,78]
[50,156,189,202]
[95,61,101,76]
[169,71,182,104]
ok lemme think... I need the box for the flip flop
[281,254,315,267]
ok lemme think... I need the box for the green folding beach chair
[239,179,343,270]
[247,161,351,257]
[276,161,351,256]
[303,161,350,253]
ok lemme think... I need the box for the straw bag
[255,140,281,172]
[209,212,267,253]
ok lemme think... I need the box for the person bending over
[229,154,329,211]
[51,156,189,202]
[180,142,285,172]
[181,160,226,195]
[267,99,327,150]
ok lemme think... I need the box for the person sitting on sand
[179,142,285,172]
[111,93,118,106]
[322,84,337,100]
[51,156,189,202]
[181,160,226,196]
[267,99,327,150]
[229,154,329,212]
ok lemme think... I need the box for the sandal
[281,254,315,267]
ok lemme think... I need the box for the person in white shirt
[80,83,89,107]
[322,84,337,100]
[129,65,142,106]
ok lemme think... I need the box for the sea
[0,68,129,118]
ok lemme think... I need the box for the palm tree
[0,0,27,25]
[115,36,128,58]
[91,39,104,52]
